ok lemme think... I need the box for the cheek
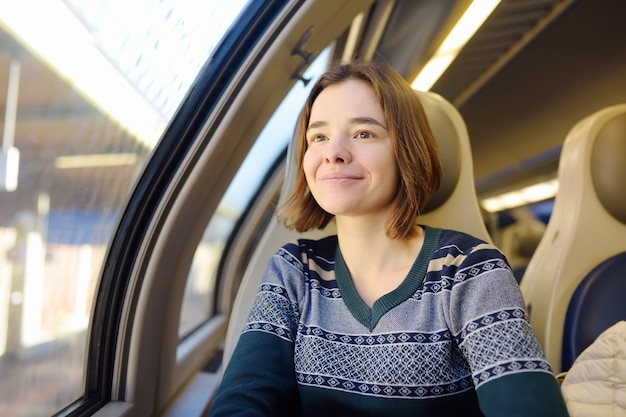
[378,152,400,188]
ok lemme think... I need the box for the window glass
[179,49,330,338]
[0,0,248,415]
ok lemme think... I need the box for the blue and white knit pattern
[244,227,552,400]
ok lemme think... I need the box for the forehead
[309,79,384,122]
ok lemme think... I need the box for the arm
[477,372,567,417]
[211,250,302,416]
[446,243,569,417]
[210,331,299,416]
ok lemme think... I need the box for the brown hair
[277,60,442,239]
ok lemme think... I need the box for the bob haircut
[278,60,443,239]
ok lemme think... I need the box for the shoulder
[425,227,511,283]
[276,235,338,262]
[433,227,506,263]
[272,235,338,274]
[435,227,490,252]
[265,235,339,296]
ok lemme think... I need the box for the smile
[320,175,362,183]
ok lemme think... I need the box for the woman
[210,60,568,416]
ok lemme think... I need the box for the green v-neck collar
[334,226,442,331]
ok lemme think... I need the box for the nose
[323,137,351,164]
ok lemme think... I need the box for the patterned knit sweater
[211,226,568,416]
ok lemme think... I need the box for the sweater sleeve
[210,247,302,417]
[445,242,569,417]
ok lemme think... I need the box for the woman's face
[303,79,399,221]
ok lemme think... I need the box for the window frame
[56,1,294,415]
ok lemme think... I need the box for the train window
[178,48,331,338]
[0,0,248,415]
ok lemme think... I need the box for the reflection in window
[0,0,248,415]
[179,49,331,338]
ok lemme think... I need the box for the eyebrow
[306,116,388,132]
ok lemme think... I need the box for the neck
[335,216,425,307]
[335,216,423,272]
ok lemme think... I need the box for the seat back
[221,89,491,369]
[520,104,626,373]
[561,252,626,370]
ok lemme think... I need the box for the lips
[319,174,362,183]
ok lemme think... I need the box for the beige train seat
[221,89,491,369]
[520,103,626,373]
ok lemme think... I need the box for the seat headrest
[590,112,626,224]
[416,90,461,214]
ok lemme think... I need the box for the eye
[308,134,326,143]
[356,131,373,139]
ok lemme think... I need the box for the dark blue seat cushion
[562,251,626,371]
